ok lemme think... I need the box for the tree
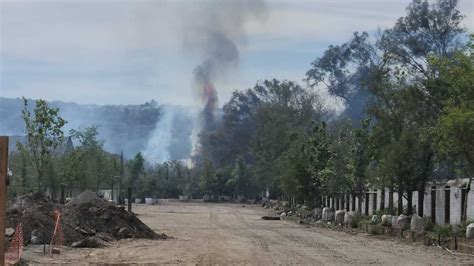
[280,132,315,206]
[69,126,105,189]
[199,158,216,196]
[433,43,474,221]
[231,156,252,198]
[380,0,465,75]
[324,121,355,208]
[251,79,324,197]
[19,98,67,190]
[306,32,379,121]
[129,153,145,193]
[304,122,331,205]
[8,145,33,196]
[60,148,86,195]
[347,120,372,212]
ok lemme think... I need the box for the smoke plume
[185,0,267,135]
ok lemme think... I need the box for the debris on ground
[71,236,108,248]
[6,192,168,247]
[261,216,280,220]
[5,227,15,237]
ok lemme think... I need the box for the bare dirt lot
[23,201,474,265]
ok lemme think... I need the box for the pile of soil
[63,200,166,241]
[65,190,101,206]
[7,192,82,246]
[6,192,167,247]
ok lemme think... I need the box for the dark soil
[6,192,167,247]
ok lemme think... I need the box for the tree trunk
[111,179,114,202]
[49,162,56,199]
[380,187,385,211]
[351,194,356,211]
[357,193,362,213]
[340,194,345,211]
[346,194,350,211]
[38,171,44,192]
[417,189,424,217]
[462,177,472,222]
[407,190,413,215]
[398,189,403,215]
[364,192,369,216]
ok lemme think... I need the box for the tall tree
[432,42,474,221]
[19,98,67,190]
[129,153,145,193]
[306,31,380,121]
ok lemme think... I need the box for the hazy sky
[1,0,473,107]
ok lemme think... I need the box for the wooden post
[127,187,132,213]
[0,136,9,266]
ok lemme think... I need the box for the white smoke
[142,107,175,164]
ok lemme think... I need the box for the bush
[368,225,383,235]
[358,218,372,229]
[457,220,474,236]
[433,224,453,242]
[423,217,435,232]
[348,214,361,228]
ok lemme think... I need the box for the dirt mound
[6,192,167,247]
[7,193,82,246]
[63,200,166,242]
[66,190,102,206]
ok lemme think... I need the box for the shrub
[433,224,453,242]
[423,217,435,232]
[350,214,361,228]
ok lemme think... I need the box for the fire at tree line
[5,0,474,223]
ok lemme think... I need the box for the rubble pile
[6,192,167,247]
[262,200,315,223]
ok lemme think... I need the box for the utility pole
[119,151,124,204]
[0,136,9,266]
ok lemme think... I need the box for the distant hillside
[0,97,194,161]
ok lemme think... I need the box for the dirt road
[23,201,472,265]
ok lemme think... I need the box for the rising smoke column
[185,0,267,152]
[193,32,239,132]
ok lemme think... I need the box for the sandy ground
[23,201,474,265]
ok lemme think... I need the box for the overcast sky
[1,0,473,107]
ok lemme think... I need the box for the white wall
[326,180,471,225]
[467,189,474,221]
